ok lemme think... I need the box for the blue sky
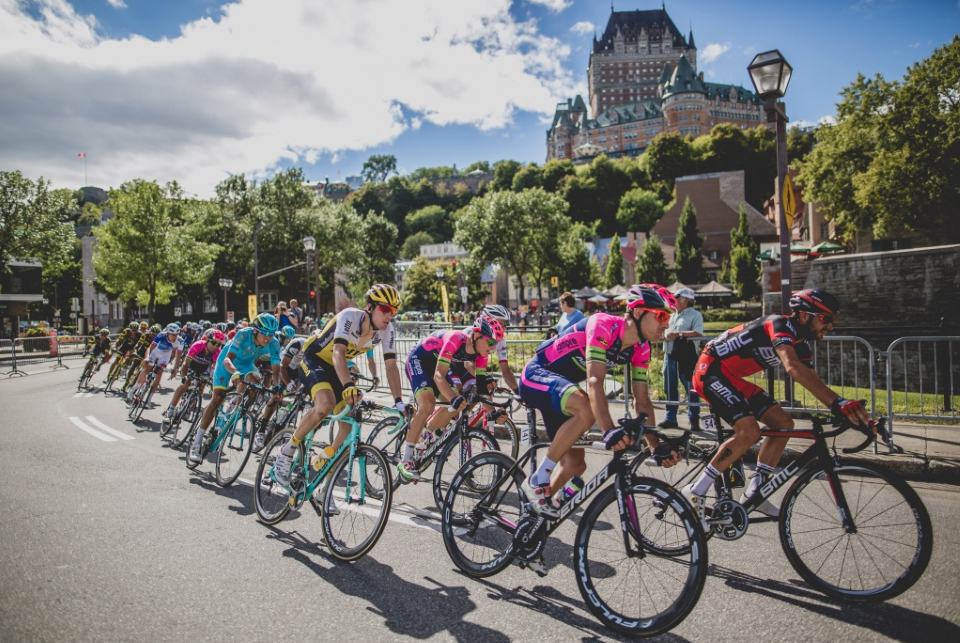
[2,0,957,195]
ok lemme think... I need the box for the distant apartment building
[547,7,764,162]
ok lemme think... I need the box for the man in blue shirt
[555,291,584,335]
[660,288,704,430]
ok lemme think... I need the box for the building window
[708,250,719,261]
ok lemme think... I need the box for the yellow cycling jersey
[302,308,396,364]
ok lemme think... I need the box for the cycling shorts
[405,348,458,401]
[285,365,300,384]
[691,353,777,426]
[212,359,256,390]
[300,356,346,401]
[146,348,173,369]
[518,361,580,440]
[186,359,210,378]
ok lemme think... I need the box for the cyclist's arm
[331,343,355,393]
[776,344,840,408]
[179,356,191,377]
[585,361,615,432]
[278,354,293,385]
[384,357,403,402]
[221,350,240,375]
[433,362,459,404]
[498,361,518,392]
[365,353,377,380]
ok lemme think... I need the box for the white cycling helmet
[481,304,510,322]
[163,323,179,335]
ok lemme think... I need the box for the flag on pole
[77,153,86,158]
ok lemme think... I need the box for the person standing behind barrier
[555,292,584,335]
[659,288,704,430]
[288,299,303,329]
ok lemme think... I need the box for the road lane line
[85,416,135,441]
[84,392,97,398]
[69,417,117,442]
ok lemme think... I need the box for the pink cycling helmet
[624,284,677,313]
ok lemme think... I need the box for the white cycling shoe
[739,492,780,518]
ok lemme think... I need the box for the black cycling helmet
[226,321,236,331]
[789,289,840,316]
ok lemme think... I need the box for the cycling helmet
[226,321,235,331]
[209,329,226,344]
[99,328,110,335]
[789,289,840,316]
[282,325,296,339]
[481,304,510,322]
[366,283,401,309]
[251,312,279,334]
[163,323,179,335]
[202,321,212,330]
[150,324,162,333]
[128,322,138,331]
[624,284,676,313]
[473,314,505,342]
[139,322,149,330]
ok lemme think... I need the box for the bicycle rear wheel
[432,429,500,512]
[490,416,520,460]
[214,410,256,487]
[253,430,295,525]
[574,479,708,638]
[440,451,524,578]
[367,416,406,492]
[170,392,199,448]
[320,444,393,561]
[78,361,94,390]
[780,462,932,602]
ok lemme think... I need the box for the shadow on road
[711,565,959,641]
[186,472,258,517]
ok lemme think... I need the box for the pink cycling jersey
[533,313,650,383]
[186,339,221,367]
[417,330,490,372]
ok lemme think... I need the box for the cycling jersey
[302,308,396,365]
[132,333,153,359]
[185,339,220,368]
[406,330,489,397]
[86,336,112,357]
[147,334,184,368]
[114,329,140,352]
[282,338,305,371]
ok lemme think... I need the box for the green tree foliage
[347,214,398,302]
[787,125,816,165]
[298,200,364,311]
[345,183,386,218]
[604,234,625,288]
[457,255,490,311]
[406,165,459,182]
[92,180,220,321]
[491,160,522,191]
[642,133,697,203]
[0,171,76,278]
[463,161,491,174]
[400,255,444,311]
[581,155,635,235]
[635,234,671,286]
[541,159,576,193]
[401,231,434,260]
[616,188,664,240]
[455,188,570,304]
[551,222,600,291]
[729,205,761,300]
[406,205,453,242]
[511,164,543,191]
[558,173,599,227]
[674,196,706,284]
[361,154,397,184]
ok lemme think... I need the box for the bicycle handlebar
[810,414,891,454]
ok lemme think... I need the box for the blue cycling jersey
[217,327,281,366]
[152,333,183,353]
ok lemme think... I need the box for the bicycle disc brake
[512,513,547,561]
[710,499,749,540]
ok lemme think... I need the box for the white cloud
[570,21,595,36]
[527,0,572,12]
[0,0,577,195]
[792,115,836,129]
[106,0,127,8]
[700,42,730,64]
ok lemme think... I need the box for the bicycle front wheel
[574,479,708,638]
[490,416,520,460]
[321,444,393,561]
[432,429,500,512]
[214,410,256,487]
[780,462,932,602]
[440,451,523,578]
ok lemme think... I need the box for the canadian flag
[77,153,86,158]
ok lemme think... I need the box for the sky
[1,0,957,196]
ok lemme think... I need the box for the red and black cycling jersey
[703,314,812,379]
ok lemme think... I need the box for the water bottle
[552,475,585,507]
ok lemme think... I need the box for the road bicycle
[440,413,708,638]
[463,385,521,460]
[159,373,211,448]
[127,362,165,422]
[77,353,106,390]
[119,355,145,394]
[184,379,268,487]
[252,384,313,455]
[645,411,932,603]
[104,352,132,392]
[253,400,394,561]
[366,390,512,512]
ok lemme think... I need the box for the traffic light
[451,259,457,269]
[310,290,315,297]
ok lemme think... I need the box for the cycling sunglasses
[486,339,498,347]
[377,303,398,315]
[209,340,223,347]
[816,314,835,325]
[640,308,672,323]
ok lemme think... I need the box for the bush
[702,308,752,323]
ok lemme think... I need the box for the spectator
[659,288,704,430]
[288,299,304,328]
[275,301,296,333]
[555,292,584,335]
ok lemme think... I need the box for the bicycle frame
[210,381,267,452]
[293,406,373,506]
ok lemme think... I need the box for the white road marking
[69,417,117,442]
[73,392,84,398]
[84,392,97,398]
[84,416,135,441]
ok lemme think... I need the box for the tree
[787,125,816,165]
[491,160,522,192]
[405,205,452,242]
[401,231,434,260]
[345,183,386,218]
[407,165,458,182]
[459,255,490,310]
[604,234,625,289]
[642,133,698,202]
[511,164,543,192]
[729,205,761,300]
[400,255,444,311]
[454,188,570,305]
[674,196,706,284]
[551,222,601,291]
[361,154,398,184]
[347,214,398,302]
[463,161,491,174]
[93,180,220,322]
[635,234,671,286]
[0,171,76,279]
[616,188,664,241]
[541,159,576,193]
[299,200,365,312]
[582,155,635,235]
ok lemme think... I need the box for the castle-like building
[547,7,765,162]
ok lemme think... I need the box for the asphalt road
[1,367,958,643]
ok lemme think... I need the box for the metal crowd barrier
[883,337,959,443]
[2,335,115,377]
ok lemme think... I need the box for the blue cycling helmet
[251,313,279,334]
[282,326,296,339]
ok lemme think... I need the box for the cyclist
[127,324,183,403]
[401,314,503,482]
[480,304,520,393]
[518,284,681,518]
[188,313,281,463]
[272,284,406,486]
[252,327,308,451]
[103,323,139,382]
[171,323,198,377]
[684,289,872,520]
[162,329,225,419]
[84,328,113,372]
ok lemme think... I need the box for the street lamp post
[253,223,266,315]
[218,278,233,323]
[302,236,316,318]
[748,49,793,315]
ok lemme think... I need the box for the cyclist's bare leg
[708,415,761,472]
[550,448,586,496]
[198,388,228,430]
[426,405,457,432]
[538,390,594,494]
[292,388,335,442]
[755,405,793,469]
[170,379,190,409]
[407,389,437,444]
